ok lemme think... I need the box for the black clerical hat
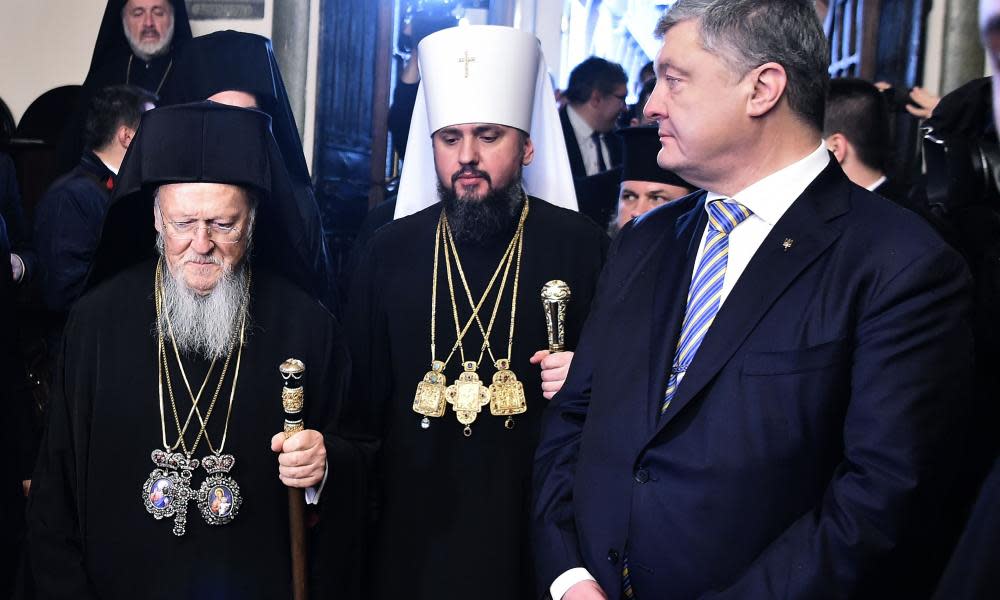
[89,101,320,298]
[618,126,692,189]
[159,30,309,185]
[114,102,272,195]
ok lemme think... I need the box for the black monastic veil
[159,30,334,308]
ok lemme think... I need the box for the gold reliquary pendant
[489,359,526,429]
[414,360,448,429]
[446,361,490,436]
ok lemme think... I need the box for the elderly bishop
[27,102,349,598]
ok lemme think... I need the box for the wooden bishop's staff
[280,358,308,600]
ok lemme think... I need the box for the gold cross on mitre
[458,50,476,78]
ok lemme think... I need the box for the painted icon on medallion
[210,485,234,517]
[148,478,172,509]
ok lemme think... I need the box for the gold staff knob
[541,280,571,353]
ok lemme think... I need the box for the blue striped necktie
[623,199,751,600]
[661,199,752,414]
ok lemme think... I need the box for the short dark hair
[824,78,890,171]
[639,60,655,82]
[564,57,628,105]
[655,0,829,131]
[83,85,157,151]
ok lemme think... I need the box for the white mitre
[394,25,578,219]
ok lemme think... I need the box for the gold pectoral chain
[156,259,248,457]
[126,54,173,96]
[412,199,529,435]
[146,259,249,535]
[413,208,520,427]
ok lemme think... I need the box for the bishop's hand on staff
[26,102,350,599]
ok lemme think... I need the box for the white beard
[123,16,174,62]
[156,240,248,361]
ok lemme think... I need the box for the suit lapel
[652,162,852,435]
[646,195,708,428]
[559,106,587,179]
[607,131,623,168]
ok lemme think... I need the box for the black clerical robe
[27,260,349,599]
[1,152,36,281]
[341,198,607,600]
[0,212,23,598]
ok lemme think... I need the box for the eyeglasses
[161,217,244,244]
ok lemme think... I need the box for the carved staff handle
[541,280,572,353]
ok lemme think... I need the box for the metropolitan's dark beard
[438,176,525,245]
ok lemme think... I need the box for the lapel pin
[782,238,795,252]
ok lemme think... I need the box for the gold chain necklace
[412,205,524,432]
[153,259,220,454]
[443,198,527,364]
[156,259,244,457]
[161,270,249,457]
[142,258,248,536]
[444,198,529,432]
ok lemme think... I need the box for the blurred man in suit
[560,57,627,179]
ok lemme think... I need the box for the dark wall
[313,0,383,280]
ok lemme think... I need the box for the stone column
[941,0,985,94]
[272,0,311,140]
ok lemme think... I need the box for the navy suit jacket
[533,161,975,599]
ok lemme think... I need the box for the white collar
[705,142,829,226]
[865,174,887,192]
[98,156,119,176]
[566,104,595,144]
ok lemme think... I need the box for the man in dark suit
[560,57,627,180]
[823,78,911,205]
[35,85,155,355]
[533,1,975,599]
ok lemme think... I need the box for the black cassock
[27,259,349,599]
[341,198,607,600]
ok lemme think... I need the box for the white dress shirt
[566,104,612,176]
[549,142,830,600]
[695,142,830,306]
